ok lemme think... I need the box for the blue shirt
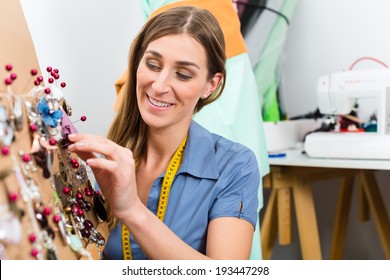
[103,120,260,259]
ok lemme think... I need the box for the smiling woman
[68,6,260,260]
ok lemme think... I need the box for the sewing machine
[304,68,390,160]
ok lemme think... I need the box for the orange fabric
[114,0,246,110]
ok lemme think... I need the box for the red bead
[29,233,37,243]
[44,88,51,94]
[77,209,84,217]
[48,78,54,84]
[70,158,78,164]
[4,78,12,85]
[63,186,71,194]
[53,68,59,73]
[53,73,60,80]
[9,192,18,202]
[31,69,38,76]
[72,162,79,168]
[43,207,51,215]
[1,146,10,155]
[53,215,61,223]
[29,123,37,131]
[34,80,40,86]
[76,192,83,200]
[5,64,13,71]
[94,190,100,196]
[49,139,56,145]
[22,154,31,162]
[60,82,66,88]
[80,116,87,122]
[84,187,93,197]
[10,73,17,80]
[31,248,39,257]
[37,76,43,82]
[46,66,52,72]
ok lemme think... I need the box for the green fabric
[253,0,299,120]
[263,78,281,121]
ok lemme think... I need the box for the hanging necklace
[121,135,187,260]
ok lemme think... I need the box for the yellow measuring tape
[122,136,187,259]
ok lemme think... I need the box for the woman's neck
[144,127,189,166]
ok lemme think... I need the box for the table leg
[277,187,292,245]
[261,188,278,260]
[292,177,322,259]
[359,170,390,259]
[330,175,354,259]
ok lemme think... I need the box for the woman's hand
[67,133,140,220]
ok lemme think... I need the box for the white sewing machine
[304,68,390,160]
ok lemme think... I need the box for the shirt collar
[179,120,220,179]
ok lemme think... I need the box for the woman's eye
[177,72,192,81]
[146,61,160,70]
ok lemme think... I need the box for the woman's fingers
[67,133,132,162]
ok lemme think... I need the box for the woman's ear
[202,72,223,99]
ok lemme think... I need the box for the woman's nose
[152,71,171,94]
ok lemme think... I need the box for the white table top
[268,148,390,170]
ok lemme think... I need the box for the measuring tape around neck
[121,136,187,260]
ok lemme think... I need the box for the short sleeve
[209,146,260,229]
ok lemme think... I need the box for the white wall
[20,0,144,136]
[282,0,390,120]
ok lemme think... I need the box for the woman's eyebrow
[145,50,200,69]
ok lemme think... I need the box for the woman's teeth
[148,96,171,107]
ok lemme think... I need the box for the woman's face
[136,34,221,132]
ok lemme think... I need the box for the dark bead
[80,228,91,238]
[83,219,93,229]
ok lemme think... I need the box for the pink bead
[53,215,61,223]
[5,64,13,71]
[10,73,17,80]
[1,146,10,155]
[31,69,38,76]
[29,123,37,131]
[49,139,56,146]
[22,154,31,162]
[48,78,54,84]
[29,233,37,243]
[63,186,71,194]
[60,82,66,88]
[43,207,51,215]
[31,248,39,257]
[9,192,18,202]
[4,78,12,85]
[46,66,52,72]
[37,76,43,82]
[44,88,51,94]
[80,116,87,122]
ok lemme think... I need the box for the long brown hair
[105,6,226,229]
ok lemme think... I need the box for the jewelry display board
[0,65,108,260]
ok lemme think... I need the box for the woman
[68,6,260,260]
